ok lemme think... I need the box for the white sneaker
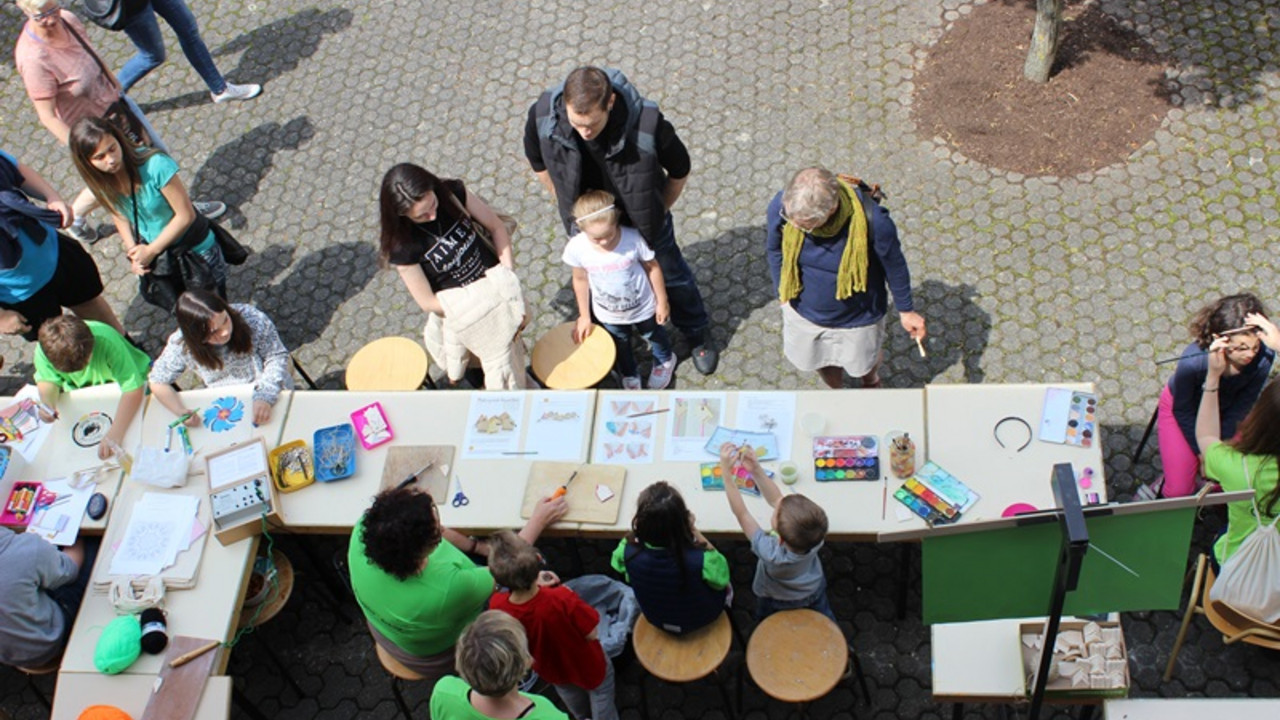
[622,375,642,390]
[648,356,677,390]
[66,221,99,245]
[193,201,227,219]
[211,82,262,104]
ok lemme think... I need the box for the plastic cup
[778,461,799,485]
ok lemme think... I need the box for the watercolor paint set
[813,435,880,481]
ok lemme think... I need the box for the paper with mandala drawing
[524,392,591,461]
[593,394,658,464]
[665,393,726,461]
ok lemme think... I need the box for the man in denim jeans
[117,0,261,104]
[526,66,718,375]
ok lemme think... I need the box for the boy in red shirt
[488,531,617,720]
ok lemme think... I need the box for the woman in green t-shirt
[1195,336,1280,566]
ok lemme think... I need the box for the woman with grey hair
[765,166,926,388]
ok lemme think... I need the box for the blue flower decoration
[204,397,244,433]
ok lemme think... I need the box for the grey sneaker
[622,375,642,390]
[211,82,262,104]
[193,201,227,219]
[648,355,677,390]
[66,221,99,245]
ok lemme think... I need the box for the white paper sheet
[25,478,92,546]
[461,393,526,458]
[109,492,198,576]
[3,386,55,463]
[734,392,797,459]
[593,394,659,464]
[665,393,726,461]
[524,393,591,461]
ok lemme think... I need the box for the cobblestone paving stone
[2,0,1280,717]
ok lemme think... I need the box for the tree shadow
[881,279,991,388]
[136,7,353,113]
[252,241,380,350]
[187,116,316,229]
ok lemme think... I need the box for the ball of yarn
[139,608,168,654]
[78,706,133,720]
[93,615,141,674]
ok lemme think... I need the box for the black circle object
[72,412,113,447]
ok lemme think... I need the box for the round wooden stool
[375,642,426,719]
[634,613,737,718]
[531,321,617,389]
[235,551,302,698]
[747,609,847,704]
[345,337,430,391]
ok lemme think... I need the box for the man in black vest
[525,66,717,375]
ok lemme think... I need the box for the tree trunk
[1023,0,1064,83]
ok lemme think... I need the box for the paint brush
[627,407,670,418]
[915,336,927,358]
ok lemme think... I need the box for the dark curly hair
[1189,293,1267,349]
[359,487,440,580]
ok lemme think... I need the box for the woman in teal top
[68,117,227,310]
[430,611,568,720]
[1196,337,1280,567]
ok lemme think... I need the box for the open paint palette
[813,435,880,481]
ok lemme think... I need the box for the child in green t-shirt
[34,316,150,460]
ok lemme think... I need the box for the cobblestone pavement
[3,0,1280,717]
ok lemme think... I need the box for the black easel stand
[1027,463,1090,720]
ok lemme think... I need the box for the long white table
[60,385,290,676]
[1,385,143,532]
[51,674,231,720]
[1104,698,1280,719]
[593,389,926,540]
[276,390,595,532]
[925,383,1108,522]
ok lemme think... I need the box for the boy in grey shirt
[0,528,88,667]
[718,443,835,621]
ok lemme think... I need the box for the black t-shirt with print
[387,180,498,292]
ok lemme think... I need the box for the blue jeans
[650,212,709,344]
[600,316,672,378]
[554,654,618,720]
[119,0,227,94]
[755,581,837,624]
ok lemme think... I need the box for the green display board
[921,506,1195,625]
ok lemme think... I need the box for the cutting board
[380,446,455,505]
[140,635,219,720]
[521,462,624,525]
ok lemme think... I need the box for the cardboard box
[205,438,282,546]
[1019,621,1129,698]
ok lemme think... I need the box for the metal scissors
[451,476,470,507]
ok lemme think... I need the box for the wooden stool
[633,612,738,719]
[235,551,303,699]
[531,321,617,389]
[375,642,426,720]
[345,337,432,390]
[747,609,851,715]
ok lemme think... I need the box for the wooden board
[520,461,624,525]
[140,635,220,720]
[379,445,455,504]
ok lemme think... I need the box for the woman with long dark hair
[148,290,292,426]
[1196,344,1280,569]
[378,163,527,389]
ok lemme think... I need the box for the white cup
[778,461,799,485]
[801,412,825,437]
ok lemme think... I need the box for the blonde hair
[15,0,52,14]
[776,494,828,553]
[572,190,621,230]
[455,611,533,696]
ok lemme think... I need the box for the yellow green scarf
[777,178,869,303]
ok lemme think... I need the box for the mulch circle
[912,0,1175,177]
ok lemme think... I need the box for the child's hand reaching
[573,316,594,344]
[718,441,740,470]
